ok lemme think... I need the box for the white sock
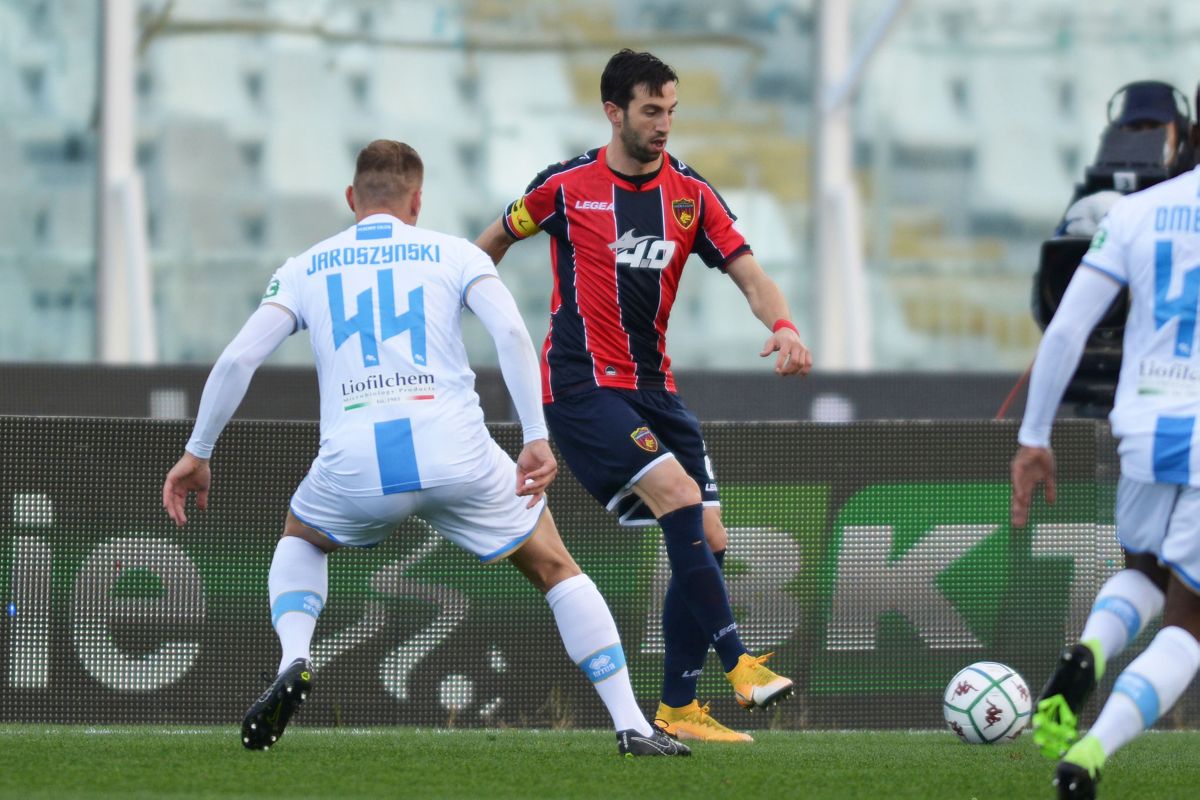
[1090,625,1200,756]
[268,537,328,674]
[545,574,652,736]
[1080,569,1164,660]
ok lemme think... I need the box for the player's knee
[1124,550,1170,593]
[509,525,581,593]
[530,557,581,594]
[282,517,339,554]
[657,477,702,513]
[635,457,703,515]
[1163,573,1200,637]
[545,545,580,577]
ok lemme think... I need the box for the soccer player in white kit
[161,140,686,757]
[1012,146,1200,797]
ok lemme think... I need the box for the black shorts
[544,387,719,526]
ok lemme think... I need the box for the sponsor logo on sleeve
[261,278,280,300]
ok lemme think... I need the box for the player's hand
[516,439,557,509]
[1010,445,1056,527]
[760,327,812,376]
[163,452,212,527]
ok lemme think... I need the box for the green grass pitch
[1,726,1198,798]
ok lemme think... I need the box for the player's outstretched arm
[162,303,295,526]
[725,253,812,376]
[1010,265,1121,526]
[475,218,518,266]
[464,273,554,505]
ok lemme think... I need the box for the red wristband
[772,319,798,335]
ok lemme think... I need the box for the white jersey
[1085,166,1200,485]
[264,213,500,496]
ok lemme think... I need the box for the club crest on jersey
[631,426,659,453]
[672,198,696,230]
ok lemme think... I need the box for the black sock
[659,546,726,707]
[658,505,744,672]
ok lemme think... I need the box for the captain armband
[505,197,542,239]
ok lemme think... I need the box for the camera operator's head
[1036,80,1194,416]
[1109,81,1191,170]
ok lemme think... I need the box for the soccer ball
[942,661,1032,744]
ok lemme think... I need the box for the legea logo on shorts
[631,426,659,453]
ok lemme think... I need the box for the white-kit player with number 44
[1012,119,1200,798]
[161,140,686,757]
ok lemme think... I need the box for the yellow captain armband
[507,197,541,238]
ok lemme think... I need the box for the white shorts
[1116,475,1200,589]
[289,439,545,563]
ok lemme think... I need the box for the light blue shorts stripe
[1153,416,1194,484]
[290,440,539,556]
[1117,477,1200,590]
[375,418,422,494]
[478,503,544,564]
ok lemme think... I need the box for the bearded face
[615,81,676,166]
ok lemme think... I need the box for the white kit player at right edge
[1011,160,1200,799]
[162,140,687,757]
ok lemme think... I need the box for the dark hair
[353,140,423,206]
[600,49,678,110]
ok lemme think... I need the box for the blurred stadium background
[6,0,1200,747]
[9,0,1200,373]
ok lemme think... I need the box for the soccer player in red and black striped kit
[476,49,811,742]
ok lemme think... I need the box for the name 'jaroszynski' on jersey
[1084,167,1200,485]
[265,213,500,496]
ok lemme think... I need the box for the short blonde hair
[353,140,423,206]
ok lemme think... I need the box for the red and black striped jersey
[501,146,752,402]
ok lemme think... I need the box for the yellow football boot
[726,652,794,710]
[654,700,754,743]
